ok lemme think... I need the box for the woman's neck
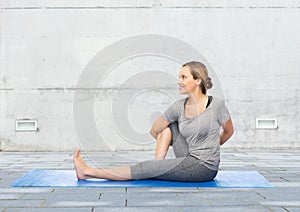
[187,91,207,105]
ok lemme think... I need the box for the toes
[74,149,81,159]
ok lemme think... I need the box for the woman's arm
[220,118,234,145]
[150,115,170,139]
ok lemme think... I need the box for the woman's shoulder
[211,96,227,106]
[177,97,188,103]
[166,98,186,109]
[164,98,186,115]
[170,97,187,105]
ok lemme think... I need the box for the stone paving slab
[284,207,300,212]
[93,206,276,212]
[5,208,92,212]
[1,149,300,211]
[0,199,44,208]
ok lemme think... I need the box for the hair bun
[205,77,213,89]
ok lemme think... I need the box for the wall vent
[256,118,278,129]
[15,119,38,132]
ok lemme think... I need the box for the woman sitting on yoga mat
[74,61,234,182]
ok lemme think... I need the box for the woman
[74,61,234,182]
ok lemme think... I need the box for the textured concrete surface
[1,148,300,211]
[0,1,300,151]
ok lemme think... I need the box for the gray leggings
[130,122,218,182]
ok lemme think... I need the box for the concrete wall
[0,0,299,151]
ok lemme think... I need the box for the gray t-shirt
[162,97,231,171]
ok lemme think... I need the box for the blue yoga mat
[11,169,274,188]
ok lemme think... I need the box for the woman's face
[178,66,200,94]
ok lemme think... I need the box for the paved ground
[0,148,300,211]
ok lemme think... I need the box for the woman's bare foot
[73,149,92,180]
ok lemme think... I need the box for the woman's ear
[196,78,201,85]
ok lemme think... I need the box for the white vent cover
[15,119,38,132]
[256,118,278,129]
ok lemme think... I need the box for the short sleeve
[162,100,182,123]
[217,100,231,125]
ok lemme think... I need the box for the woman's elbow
[225,119,234,138]
[150,127,158,138]
[229,127,234,138]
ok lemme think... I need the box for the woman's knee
[157,127,172,142]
